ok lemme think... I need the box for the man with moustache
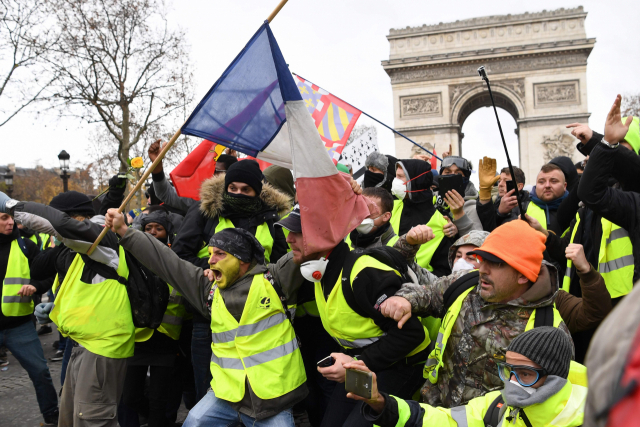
[379,220,574,409]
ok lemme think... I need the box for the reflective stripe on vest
[209,274,306,402]
[389,200,447,271]
[1,239,33,317]
[50,248,134,359]
[314,255,430,357]
[197,219,275,262]
[562,215,634,298]
[425,272,567,384]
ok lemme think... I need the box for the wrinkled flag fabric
[169,140,224,200]
[181,21,369,253]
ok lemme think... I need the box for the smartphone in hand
[317,355,336,368]
[345,368,373,399]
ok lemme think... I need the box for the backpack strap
[443,270,480,315]
[263,270,293,326]
[16,235,29,259]
[534,305,554,328]
[483,394,504,427]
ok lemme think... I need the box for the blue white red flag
[181,22,369,253]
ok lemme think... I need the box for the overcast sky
[2,0,639,174]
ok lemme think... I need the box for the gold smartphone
[345,368,373,399]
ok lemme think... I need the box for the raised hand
[604,95,633,144]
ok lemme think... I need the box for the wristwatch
[600,139,620,149]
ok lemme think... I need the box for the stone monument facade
[382,7,595,183]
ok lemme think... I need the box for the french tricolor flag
[181,21,369,253]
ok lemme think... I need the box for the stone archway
[381,7,595,183]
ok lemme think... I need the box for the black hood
[550,156,579,190]
[395,159,436,235]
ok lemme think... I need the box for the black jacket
[577,135,640,283]
[475,190,531,232]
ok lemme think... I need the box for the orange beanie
[474,220,546,282]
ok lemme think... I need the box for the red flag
[169,140,218,200]
[430,148,438,170]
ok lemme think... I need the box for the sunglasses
[497,362,547,387]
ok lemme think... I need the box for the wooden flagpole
[86,0,292,255]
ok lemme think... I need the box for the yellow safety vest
[197,218,274,262]
[28,233,50,250]
[392,378,586,427]
[563,215,634,299]
[526,203,548,230]
[424,273,586,387]
[314,255,430,356]
[1,239,33,317]
[389,200,447,271]
[135,284,186,342]
[209,274,306,402]
[51,248,135,359]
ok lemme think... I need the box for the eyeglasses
[441,156,472,172]
[497,362,547,387]
[470,254,504,269]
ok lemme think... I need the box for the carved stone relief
[449,78,524,110]
[534,80,579,107]
[389,52,589,83]
[400,93,442,118]
[540,129,575,162]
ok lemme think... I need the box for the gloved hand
[478,157,500,201]
[34,302,54,324]
[109,174,127,189]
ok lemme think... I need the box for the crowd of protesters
[1,94,639,427]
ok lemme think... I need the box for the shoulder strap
[483,394,504,427]
[16,236,29,258]
[79,254,127,285]
[534,305,554,328]
[443,270,480,315]
[263,270,293,326]
[519,409,534,427]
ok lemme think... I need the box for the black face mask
[222,192,263,217]
[363,170,385,189]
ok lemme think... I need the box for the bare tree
[0,0,57,126]
[45,0,194,173]
[622,93,640,118]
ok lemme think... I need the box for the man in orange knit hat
[380,220,574,409]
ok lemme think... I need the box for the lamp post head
[4,173,13,187]
[58,150,71,171]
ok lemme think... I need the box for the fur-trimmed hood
[199,174,293,219]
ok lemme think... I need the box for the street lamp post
[58,150,70,192]
[4,173,13,198]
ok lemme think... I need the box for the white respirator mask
[391,178,406,200]
[300,257,328,282]
[451,258,476,273]
[356,218,375,235]
[510,379,537,395]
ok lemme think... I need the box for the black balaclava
[396,159,436,235]
[222,160,264,219]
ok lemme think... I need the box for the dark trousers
[122,365,174,427]
[320,361,425,427]
[295,315,341,426]
[191,321,213,402]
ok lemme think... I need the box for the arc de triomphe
[382,6,595,183]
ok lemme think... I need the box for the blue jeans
[0,321,58,417]
[183,390,294,427]
[191,321,213,402]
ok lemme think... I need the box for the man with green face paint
[104,209,307,427]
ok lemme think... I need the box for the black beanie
[49,191,95,216]
[507,327,572,379]
[209,228,265,265]
[224,160,263,195]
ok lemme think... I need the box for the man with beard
[379,220,575,409]
[390,159,452,276]
[104,211,306,427]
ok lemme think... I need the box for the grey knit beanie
[365,152,389,175]
[507,327,572,379]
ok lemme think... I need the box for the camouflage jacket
[396,261,572,408]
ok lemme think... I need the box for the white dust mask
[300,257,328,283]
[391,178,406,200]
[510,379,537,395]
[451,258,476,273]
[356,218,376,235]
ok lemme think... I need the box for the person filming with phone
[346,327,586,427]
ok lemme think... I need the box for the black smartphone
[438,174,465,198]
[506,180,518,196]
[345,368,373,399]
[317,355,335,368]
